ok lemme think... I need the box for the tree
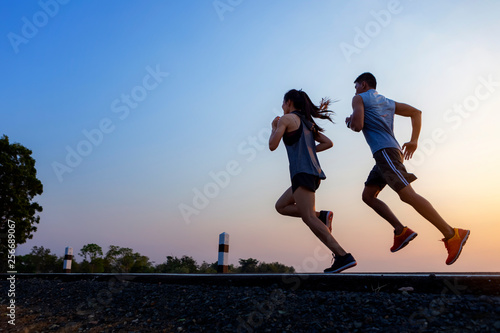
[237,258,295,273]
[155,255,199,273]
[104,245,153,273]
[238,258,259,273]
[130,253,153,273]
[198,261,218,274]
[79,243,103,261]
[104,245,132,272]
[0,135,43,270]
[256,261,295,274]
[16,246,62,273]
[79,243,104,273]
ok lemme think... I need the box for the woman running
[269,89,357,273]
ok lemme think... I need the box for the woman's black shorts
[292,173,321,193]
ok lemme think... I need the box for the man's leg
[363,184,418,252]
[362,184,405,234]
[398,184,470,264]
[398,184,455,239]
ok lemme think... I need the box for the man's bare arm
[348,95,365,132]
[395,102,422,160]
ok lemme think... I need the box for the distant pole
[217,232,229,273]
[63,247,73,273]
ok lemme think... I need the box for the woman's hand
[315,132,333,152]
[272,116,280,130]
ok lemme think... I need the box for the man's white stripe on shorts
[381,149,409,186]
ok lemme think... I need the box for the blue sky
[2,0,500,272]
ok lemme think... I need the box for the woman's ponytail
[283,89,334,133]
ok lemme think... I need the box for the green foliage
[79,243,103,261]
[16,246,63,273]
[198,261,218,274]
[155,255,199,273]
[104,245,153,273]
[238,258,259,273]
[0,135,43,270]
[130,254,153,273]
[79,243,104,273]
[79,258,105,273]
[256,261,295,274]
[15,246,295,274]
[237,258,295,274]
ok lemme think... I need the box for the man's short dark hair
[354,72,377,89]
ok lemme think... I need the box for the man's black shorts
[292,173,321,193]
[365,148,417,193]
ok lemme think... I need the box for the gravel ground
[1,278,500,332]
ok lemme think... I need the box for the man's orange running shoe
[390,227,418,253]
[443,228,470,265]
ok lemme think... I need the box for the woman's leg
[293,187,347,256]
[275,187,301,217]
[275,186,324,219]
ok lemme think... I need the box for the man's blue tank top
[359,89,401,155]
[284,111,326,181]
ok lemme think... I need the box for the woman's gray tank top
[284,111,326,181]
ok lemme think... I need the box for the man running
[346,72,469,265]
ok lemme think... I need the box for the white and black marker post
[217,232,229,273]
[63,247,73,273]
